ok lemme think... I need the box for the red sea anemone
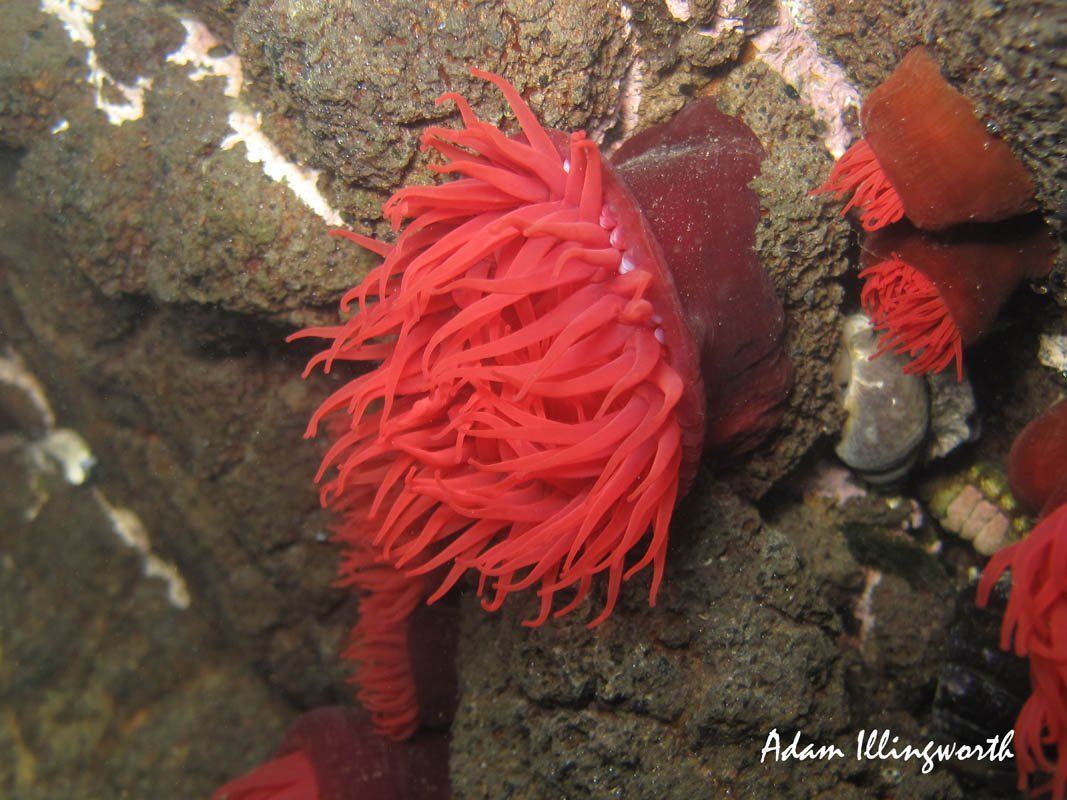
[978,399,1067,800]
[1007,400,1067,520]
[814,46,1035,232]
[812,46,1050,384]
[212,707,450,800]
[857,219,1053,380]
[290,69,791,741]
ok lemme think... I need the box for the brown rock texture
[0,416,292,797]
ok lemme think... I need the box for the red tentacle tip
[212,750,318,800]
[328,228,393,257]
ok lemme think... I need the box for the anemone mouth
[292,69,700,738]
[212,750,318,800]
[813,138,905,231]
[859,255,964,381]
[978,503,1067,800]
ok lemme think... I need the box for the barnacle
[921,462,1029,556]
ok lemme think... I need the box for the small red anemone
[978,400,1067,800]
[858,219,1053,380]
[212,707,449,800]
[815,46,1035,231]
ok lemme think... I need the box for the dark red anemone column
[816,46,1035,232]
[1008,400,1067,519]
[611,99,793,458]
[213,707,451,800]
[859,218,1054,379]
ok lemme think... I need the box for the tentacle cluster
[859,255,963,381]
[293,70,686,738]
[337,546,429,740]
[978,503,1067,800]
[813,138,905,231]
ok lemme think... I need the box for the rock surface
[0,425,291,797]
[452,482,965,799]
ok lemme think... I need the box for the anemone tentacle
[211,750,318,800]
[859,255,963,380]
[978,503,1067,799]
[812,138,905,231]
